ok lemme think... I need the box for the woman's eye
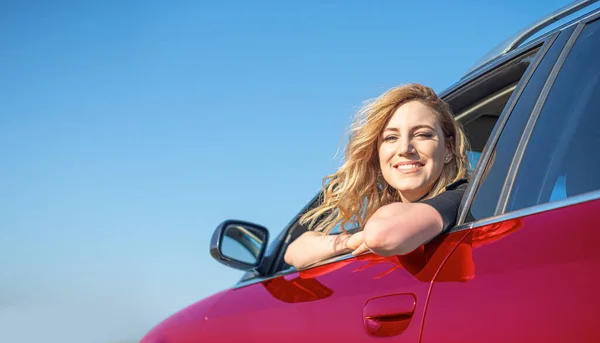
[415,132,433,138]
[383,135,398,142]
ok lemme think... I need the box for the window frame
[496,28,582,214]
[500,10,600,214]
[455,28,571,226]
[444,34,559,228]
[458,9,600,232]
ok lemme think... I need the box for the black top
[419,179,468,233]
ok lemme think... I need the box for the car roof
[461,0,600,81]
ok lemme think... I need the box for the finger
[352,243,368,256]
[346,231,363,250]
[352,242,370,256]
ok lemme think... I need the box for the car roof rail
[463,0,599,78]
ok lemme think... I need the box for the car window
[466,28,574,221]
[505,18,600,212]
[468,151,481,171]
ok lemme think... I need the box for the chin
[395,187,425,197]
[391,181,430,198]
[392,180,425,191]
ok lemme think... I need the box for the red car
[140,1,600,342]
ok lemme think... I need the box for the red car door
[422,17,600,343]
[181,233,465,343]
[140,211,466,343]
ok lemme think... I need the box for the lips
[393,161,425,170]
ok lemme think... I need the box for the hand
[284,231,353,269]
[347,231,371,256]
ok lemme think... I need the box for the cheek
[378,145,394,166]
[422,142,446,165]
[433,143,449,168]
[435,144,447,160]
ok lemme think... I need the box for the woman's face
[378,101,451,202]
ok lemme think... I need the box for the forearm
[363,203,443,256]
[284,231,351,269]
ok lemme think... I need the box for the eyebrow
[383,124,436,133]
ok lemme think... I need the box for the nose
[396,136,416,156]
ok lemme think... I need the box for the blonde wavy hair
[300,83,470,234]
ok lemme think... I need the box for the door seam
[417,229,472,343]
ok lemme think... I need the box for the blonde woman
[284,84,470,270]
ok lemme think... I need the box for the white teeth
[397,164,420,170]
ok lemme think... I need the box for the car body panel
[142,230,469,342]
[140,289,229,342]
[422,198,600,342]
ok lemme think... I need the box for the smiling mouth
[393,162,425,171]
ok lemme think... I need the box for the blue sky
[0,1,574,342]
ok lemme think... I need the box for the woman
[284,83,470,269]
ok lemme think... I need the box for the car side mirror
[210,219,269,271]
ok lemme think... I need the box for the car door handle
[363,293,416,337]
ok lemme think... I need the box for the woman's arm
[286,202,444,267]
[357,202,444,256]
[284,231,353,269]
